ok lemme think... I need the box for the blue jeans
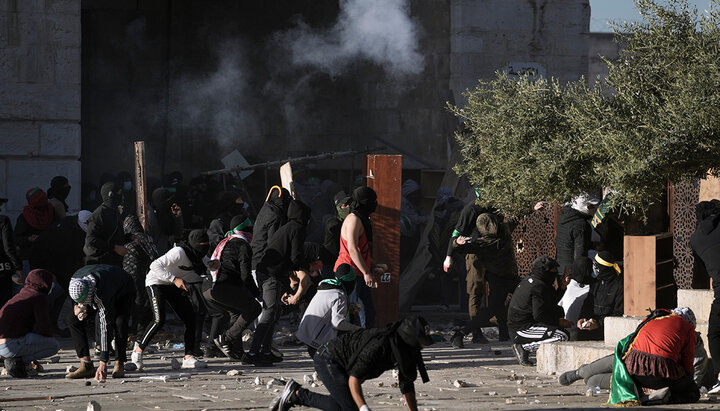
[297,349,357,411]
[0,333,59,362]
[350,276,376,328]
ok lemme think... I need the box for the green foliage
[450,0,720,218]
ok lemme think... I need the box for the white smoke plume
[282,0,424,77]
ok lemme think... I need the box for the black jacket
[251,188,290,270]
[579,266,623,326]
[323,215,342,266]
[30,215,86,287]
[207,212,232,252]
[507,265,564,333]
[446,202,491,256]
[216,237,259,297]
[84,184,126,266]
[13,214,44,261]
[327,327,422,395]
[0,215,22,274]
[256,200,310,286]
[555,206,591,273]
[690,213,720,297]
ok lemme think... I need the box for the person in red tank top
[334,187,380,328]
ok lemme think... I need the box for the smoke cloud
[280,0,424,78]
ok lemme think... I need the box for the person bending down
[507,256,572,366]
[131,229,211,370]
[0,269,59,378]
[270,316,434,411]
[66,264,135,381]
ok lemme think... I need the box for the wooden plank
[624,235,657,316]
[279,161,295,199]
[134,141,149,231]
[366,155,402,326]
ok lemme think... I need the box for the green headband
[225,218,252,237]
[320,267,357,288]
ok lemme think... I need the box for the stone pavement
[1,331,719,410]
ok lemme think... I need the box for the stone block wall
[0,0,81,220]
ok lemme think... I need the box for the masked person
[574,251,623,341]
[507,256,572,366]
[334,186,382,328]
[147,187,184,256]
[555,192,600,279]
[15,187,55,266]
[131,229,209,370]
[271,316,433,411]
[0,269,59,378]
[323,191,352,273]
[246,199,312,366]
[207,191,248,251]
[47,175,71,220]
[84,182,128,266]
[205,215,261,360]
[66,264,135,381]
[295,263,361,358]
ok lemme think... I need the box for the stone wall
[0,0,81,219]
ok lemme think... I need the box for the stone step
[536,341,612,375]
[603,315,709,356]
[677,289,713,321]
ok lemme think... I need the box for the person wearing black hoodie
[251,186,290,275]
[507,256,572,366]
[246,199,311,366]
[555,193,599,278]
[205,215,261,360]
[0,269,59,378]
[84,182,128,266]
[148,187,184,256]
[574,251,623,341]
[269,316,433,411]
[47,175,71,220]
[207,191,248,251]
[690,199,720,392]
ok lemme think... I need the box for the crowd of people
[0,171,718,408]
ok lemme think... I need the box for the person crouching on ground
[295,263,361,358]
[66,264,135,380]
[0,269,59,378]
[507,256,572,366]
[574,251,623,341]
[270,316,434,411]
[131,229,211,370]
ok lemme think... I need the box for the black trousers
[67,295,133,363]
[203,281,261,343]
[137,285,196,356]
[708,298,720,365]
[632,373,700,404]
[249,276,281,354]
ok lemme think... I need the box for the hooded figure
[575,251,623,341]
[555,192,600,277]
[400,179,428,238]
[83,182,127,266]
[251,186,291,271]
[148,187,183,255]
[47,176,71,220]
[322,190,352,270]
[248,199,312,365]
[0,269,59,378]
[14,188,55,261]
[350,186,377,242]
[296,263,361,355]
[207,191,247,251]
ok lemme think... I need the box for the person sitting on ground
[450,212,519,347]
[610,307,699,406]
[204,216,261,361]
[66,264,135,381]
[507,256,572,366]
[131,229,210,370]
[560,328,712,393]
[295,263,361,358]
[573,251,623,341]
[270,316,434,411]
[558,256,593,328]
[0,269,59,378]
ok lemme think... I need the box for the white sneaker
[131,349,144,371]
[181,356,207,369]
[709,380,720,394]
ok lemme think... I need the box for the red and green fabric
[608,334,640,406]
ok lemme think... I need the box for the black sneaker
[5,357,27,378]
[242,352,273,367]
[558,369,581,385]
[214,335,241,361]
[512,343,534,366]
[450,331,465,349]
[261,351,283,363]
[276,379,300,411]
[472,331,489,344]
